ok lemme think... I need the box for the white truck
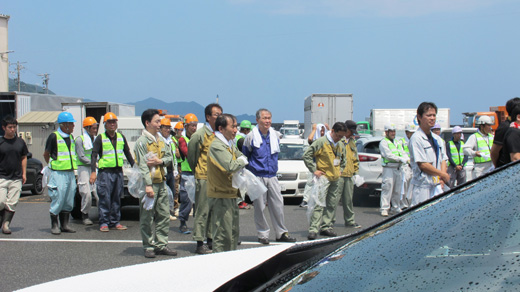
[304,94,354,139]
[280,120,302,139]
[369,108,450,133]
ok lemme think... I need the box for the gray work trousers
[253,176,289,239]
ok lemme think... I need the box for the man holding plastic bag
[303,122,347,240]
[242,109,297,245]
[134,109,176,259]
[207,114,248,252]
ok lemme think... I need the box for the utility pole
[38,73,49,94]
[9,61,26,91]
[216,94,219,104]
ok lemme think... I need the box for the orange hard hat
[83,117,98,128]
[184,113,198,124]
[104,112,118,122]
[174,122,184,129]
[160,118,172,127]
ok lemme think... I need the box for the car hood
[17,244,294,292]
[278,160,306,172]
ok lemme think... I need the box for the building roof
[18,111,60,124]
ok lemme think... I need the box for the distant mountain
[130,97,205,119]
[130,97,255,123]
[8,78,56,95]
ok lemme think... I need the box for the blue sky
[3,0,520,123]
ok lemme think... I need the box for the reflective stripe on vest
[98,132,125,168]
[180,136,192,172]
[448,140,465,166]
[382,138,402,165]
[398,137,409,156]
[474,132,493,164]
[75,135,92,166]
[50,132,77,170]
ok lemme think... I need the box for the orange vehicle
[463,106,508,132]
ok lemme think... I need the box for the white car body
[277,138,309,197]
[355,136,384,200]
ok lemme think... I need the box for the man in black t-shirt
[504,106,520,163]
[491,97,520,167]
[0,116,28,234]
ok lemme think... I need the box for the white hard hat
[405,124,416,132]
[452,126,463,134]
[476,115,493,125]
[384,124,396,131]
[432,122,441,130]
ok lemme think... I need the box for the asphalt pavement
[1,192,384,291]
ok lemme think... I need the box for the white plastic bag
[242,169,267,202]
[184,175,196,204]
[141,195,155,211]
[126,165,146,199]
[306,175,329,222]
[41,166,51,189]
[166,185,174,211]
[232,169,248,200]
[353,174,365,188]
[145,151,158,178]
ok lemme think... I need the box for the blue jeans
[97,171,124,227]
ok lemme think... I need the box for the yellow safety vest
[180,136,192,172]
[98,132,125,168]
[448,140,465,166]
[382,138,402,165]
[50,132,77,171]
[474,132,493,164]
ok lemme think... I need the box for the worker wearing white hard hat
[379,124,409,216]
[463,116,494,178]
[396,124,416,209]
[446,126,468,188]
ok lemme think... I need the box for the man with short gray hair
[242,108,296,244]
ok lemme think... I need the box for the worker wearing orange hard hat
[75,117,99,225]
[158,118,179,221]
[89,112,135,232]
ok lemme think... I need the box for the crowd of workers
[0,98,519,258]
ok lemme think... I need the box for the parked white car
[277,138,309,197]
[354,136,384,203]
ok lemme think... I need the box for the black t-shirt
[503,127,520,165]
[494,120,511,167]
[0,136,29,180]
[45,132,72,161]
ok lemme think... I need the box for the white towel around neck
[252,126,280,154]
[82,132,93,150]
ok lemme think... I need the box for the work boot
[2,210,14,234]
[50,213,61,235]
[59,212,76,233]
[82,213,93,225]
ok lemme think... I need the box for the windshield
[279,143,306,160]
[282,129,300,136]
[278,163,520,291]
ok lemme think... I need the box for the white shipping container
[370,108,450,132]
[304,94,353,139]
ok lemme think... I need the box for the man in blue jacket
[242,108,296,244]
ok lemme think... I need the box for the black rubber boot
[50,213,61,235]
[59,212,76,233]
[1,210,14,234]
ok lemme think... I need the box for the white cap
[405,124,416,132]
[432,122,441,130]
[452,126,463,134]
[476,115,493,125]
[384,124,396,131]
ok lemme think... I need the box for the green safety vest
[474,132,493,164]
[397,137,409,156]
[235,132,245,146]
[448,140,465,166]
[50,131,77,171]
[180,136,192,172]
[98,132,125,168]
[382,138,402,165]
[75,135,93,166]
